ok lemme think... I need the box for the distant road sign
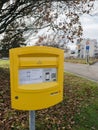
[86,46,89,50]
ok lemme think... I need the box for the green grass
[65,58,98,65]
[36,73,98,130]
[0,64,98,129]
[0,59,9,68]
[73,103,98,130]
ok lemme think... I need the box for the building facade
[77,39,98,58]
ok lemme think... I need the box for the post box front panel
[19,68,57,85]
[10,46,64,110]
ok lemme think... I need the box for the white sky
[29,0,98,49]
[80,0,98,41]
[69,0,98,50]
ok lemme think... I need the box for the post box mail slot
[10,46,64,110]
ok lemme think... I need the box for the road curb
[64,70,98,83]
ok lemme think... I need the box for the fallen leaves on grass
[36,73,98,130]
[0,68,29,130]
[0,68,98,130]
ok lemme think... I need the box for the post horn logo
[37,60,42,64]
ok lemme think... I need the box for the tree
[0,0,95,48]
[0,21,25,57]
[35,34,68,49]
[0,0,95,34]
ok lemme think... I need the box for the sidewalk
[64,62,98,82]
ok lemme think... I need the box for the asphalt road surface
[64,62,98,82]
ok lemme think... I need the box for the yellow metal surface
[10,46,64,110]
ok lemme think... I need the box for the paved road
[64,62,98,82]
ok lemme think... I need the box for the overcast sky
[30,0,98,49]
[80,0,98,41]
[1,0,98,49]
[68,0,98,50]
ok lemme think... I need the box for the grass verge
[0,67,98,130]
[0,59,9,68]
[65,58,98,65]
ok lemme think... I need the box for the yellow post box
[10,46,64,110]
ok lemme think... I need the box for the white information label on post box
[19,69,43,84]
[19,68,57,85]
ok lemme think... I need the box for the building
[77,39,98,58]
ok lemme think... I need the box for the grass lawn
[0,59,9,68]
[0,61,98,130]
[65,58,98,65]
